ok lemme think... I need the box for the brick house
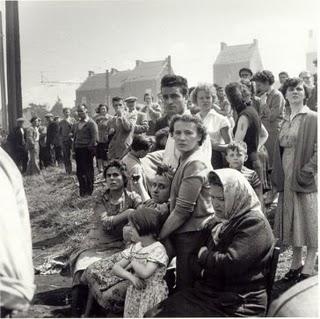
[76,56,173,114]
[213,39,263,87]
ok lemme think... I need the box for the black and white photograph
[0,0,318,317]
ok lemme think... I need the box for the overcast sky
[0,0,318,108]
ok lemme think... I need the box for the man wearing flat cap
[7,118,29,173]
[125,96,149,134]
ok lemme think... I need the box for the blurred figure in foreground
[0,147,35,317]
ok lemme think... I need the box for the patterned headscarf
[209,168,263,245]
[211,168,263,221]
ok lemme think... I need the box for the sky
[0,0,318,109]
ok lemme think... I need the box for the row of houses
[75,33,316,109]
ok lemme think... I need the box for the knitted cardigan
[271,107,317,193]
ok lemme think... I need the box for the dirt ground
[15,166,301,318]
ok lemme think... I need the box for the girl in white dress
[112,207,169,317]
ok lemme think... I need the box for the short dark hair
[129,207,160,237]
[282,77,309,101]
[169,114,207,146]
[252,70,275,85]
[103,159,128,188]
[208,171,223,187]
[77,104,88,111]
[97,103,109,113]
[63,107,70,113]
[161,74,188,97]
[239,68,253,77]
[30,116,39,124]
[112,96,123,103]
[131,135,150,152]
[279,71,289,77]
[226,141,248,155]
[143,93,153,101]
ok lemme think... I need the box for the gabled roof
[214,43,257,65]
[77,59,168,92]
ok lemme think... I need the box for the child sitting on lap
[112,208,169,318]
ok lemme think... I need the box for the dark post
[105,69,110,108]
[0,11,8,131]
[6,1,22,132]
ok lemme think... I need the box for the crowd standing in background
[1,62,318,317]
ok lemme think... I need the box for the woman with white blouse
[191,84,232,168]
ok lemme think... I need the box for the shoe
[296,273,312,283]
[283,266,303,281]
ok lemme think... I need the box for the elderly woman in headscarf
[147,168,274,317]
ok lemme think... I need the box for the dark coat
[154,115,170,133]
[192,210,274,293]
[8,126,27,152]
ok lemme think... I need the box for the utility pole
[0,11,8,131]
[6,1,22,133]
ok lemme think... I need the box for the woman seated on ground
[147,168,275,317]
[191,84,232,169]
[81,164,174,316]
[69,160,142,317]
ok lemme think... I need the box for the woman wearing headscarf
[147,169,274,317]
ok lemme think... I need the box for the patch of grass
[25,167,105,262]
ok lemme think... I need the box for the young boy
[225,141,263,205]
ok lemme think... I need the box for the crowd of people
[1,64,317,317]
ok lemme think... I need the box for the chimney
[88,70,94,77]
[253,39,258,47]
[110,68,118,75]
[220,42,227,51]
[135,60,143,68]
[167,55,172,74]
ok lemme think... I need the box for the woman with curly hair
[272,78,317,282]
[159,114,214,290]
[252,70,285,170]
[69,160,141,317]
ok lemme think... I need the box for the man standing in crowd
[307,59,317,111]
[7,118,28,174]
[45,113,59,166]
[0,146,35,317]
[59,108,75,174]
[108,97,135,160]
[53,116,63,165]
[125,96,149,134]
[73,104,98,197]
[141,93,162,135]
[278,71,289,87]
[239,67,253,83]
